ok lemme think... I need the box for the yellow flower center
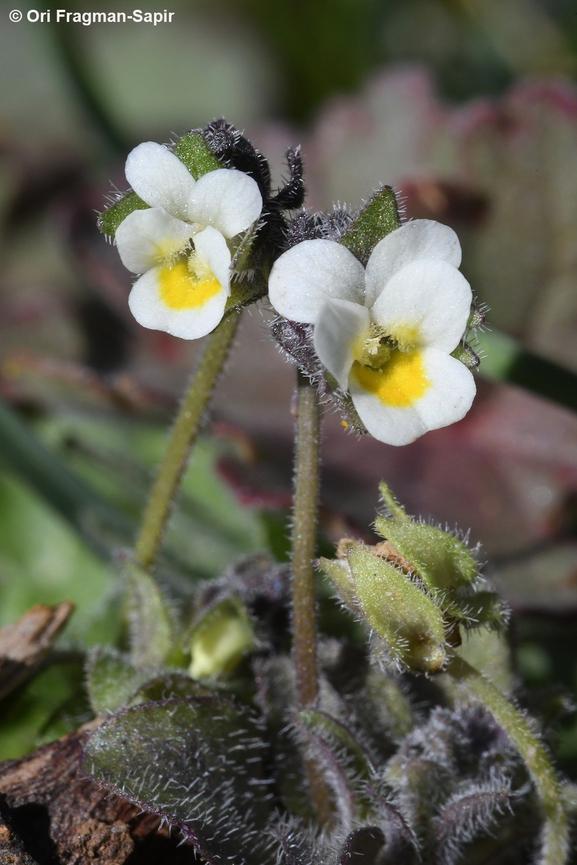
[352,347,431,407]
[158,254,222,310]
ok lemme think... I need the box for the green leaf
[340,186,400,264]
[297,708,376,823]
[348,547,447,674]
[174,132,222,179]
[98,192,149,237]
[363,666,414,742]
[126,671,213,706]
[0,659,86,761]
[298,708,374,781]
[86,696,274,863]
[0,397,135,568]
[477,329,577,414]
[124,562,178,667]
[338,828,385,865]
[86,646,162,715]
[254,656,310,818]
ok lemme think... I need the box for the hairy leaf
[86,646,162,715]
[125,562,178,667]
[85,696,275,864]
[338,827,385,864]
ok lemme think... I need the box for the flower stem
[292,371,333,825]
[292,371,321,708]
[134,312,240,571]
[449,655,570,865]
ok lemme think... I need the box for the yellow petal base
[352,349,430,407]
[159,259,222,310]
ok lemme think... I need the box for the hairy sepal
[340,186,401,266]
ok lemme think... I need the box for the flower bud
[189,598,255,679]
[320,545,448,674]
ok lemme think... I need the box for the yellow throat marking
[158,256,222,310]
[352,347,431,408]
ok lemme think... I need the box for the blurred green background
[1,0,577,773]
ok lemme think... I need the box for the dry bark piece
[0,603,75,701]
[0,727,199,864]
[0,812,38,865]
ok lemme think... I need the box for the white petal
[192,226,232,295]
[350,347,476,446]
[115,207,193,273]
[370,258,472,352]
[365,220,462,308]
[188,169,262,238]
[125,142,196,220]
[268,240,366,324]
[314,298,370,389]
[128,266,228,340]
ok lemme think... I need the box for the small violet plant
[89,121,572,865]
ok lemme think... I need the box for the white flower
[268,220,476,445]
[115,141,263,339]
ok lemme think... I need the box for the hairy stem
[449,655,570,865]
[292,371,321,708]
[134,312,240,570]
[292,372,332,825]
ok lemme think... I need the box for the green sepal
[230,220,262,275]
[98,192,149,237]
[124,561,180,668]
[467,304,486,330]
[378,481,411,523]
[225,274,267,313]
[324,373,369,435]
[189,597,256,679]
[453,589,509,630]
[86,646,161,715]
[374,517,478,593]
[318,555,363,615]
[451,342,481,370]
[340,186,401,264]
[348,546,448,674]
[174,131,222,179]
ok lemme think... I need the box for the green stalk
[292,371,321,707]
[134,312,240,571]
[449,655,570,865]
[291,372,333,825]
